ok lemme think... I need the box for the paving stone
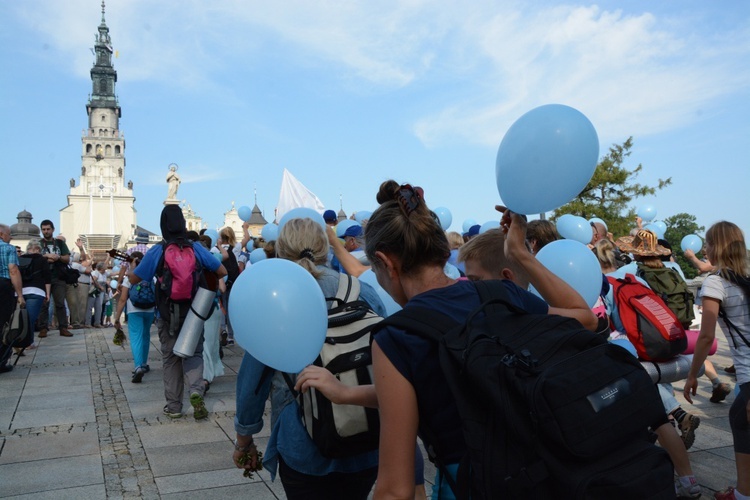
[0,454,103,497]
[0,484,107,499]
[146,440,236,477]
[0,427,99,464]
[10,405,96,430]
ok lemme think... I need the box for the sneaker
[711,383,732,403]
[38,329,48,338]
[725,365,736,374]
[675,476,701,498]
[226,338,235,346]
[162,406,182,419]
[190,393,208,420]
[143,364,150,373]
[60,328,73,337]
[715,487,737,499]
[131,367,145,383]
[679,414,701,450]
[220,330,228,347]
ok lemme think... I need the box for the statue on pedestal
[166,163,181,200]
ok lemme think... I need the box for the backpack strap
[374,306,456,344]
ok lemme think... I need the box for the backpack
[59,265,81,285]
[221,246,240,286]
[2,303,29,347]
[17,256,39,282]
[715,270,750,349]
[284,274,382,459]
[608,274,687,361]
[637,263,695,328]
[374,280,673,499]
[129,278,156,309]
[155,239,204,329]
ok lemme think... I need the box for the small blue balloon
[354,210,373,224]
[611,338,638,358]
[109,280,119,289]
[556,214,591,244]
[479,221,500,234]
[111,266,121,274]
[278,208,326,233]
[229,259,328,373]
[681,235,702,253]
[589,217,607,231]
[462,219,478,233]
[238,205,252,222]
[433,207,453,231]
[645,222,666,239]
[654,220,667,237]
[359,269,402,317]
[204,229,219,247]
[534,239,602,307]
[637,205,657,222]
[261,223,279,242]
[336,220,360,238]
[249,248,267,264]
[496,104,599,215]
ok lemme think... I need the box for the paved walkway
[0,320,742,498]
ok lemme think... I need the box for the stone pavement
[0,320,742,499]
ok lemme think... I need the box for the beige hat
[616,229,671,257]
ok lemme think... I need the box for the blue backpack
[130,279,156,309]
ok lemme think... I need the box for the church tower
[60,1,136,255]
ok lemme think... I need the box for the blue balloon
[496,104,599,215]
[109,280,119,289]
[229,259,328,373]
[681,235,703,253]
[238,205,252,222]
[204,229,219,247]
[358,269,402,317]
[637,205,657,222]
[336,220,360,238]
[111,266,121,274]
[433,207,453,231]
[589,217,607,231]
[479,221,500,234]
[654,220,667,237]
[462,219,478,233]
[249,248,267,264]
[261,223,279,242]
[533,239,602,307]
[645,222,666,239]
[354,211,373,224]
[556,214,592,244]
[278,208,326,233]
[610,338,638,358]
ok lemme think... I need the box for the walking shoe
[190,393,208,420]
[679,414,701,450]
[725,365,736,374]
[131,367,145,383]
[38,329,48,338]
[60,328,73,337]
[0,364,13,374]
[715,487,737,499]
[674,476,701,498]
[220,330,228,347]
[711,383,732,403]
[162,406,182,419]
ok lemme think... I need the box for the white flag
[276,169,325,222]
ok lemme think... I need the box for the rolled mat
[640,355,705,384]
[173,287,215,358]
[682,329,718,355]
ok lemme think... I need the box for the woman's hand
[294,365,348,404]
[683,375,698,404]
[495,205,529,262]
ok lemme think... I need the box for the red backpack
[156,239,202,304]
[607,274,687,361]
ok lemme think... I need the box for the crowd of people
[1,183,748,499]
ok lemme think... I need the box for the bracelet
[234,438,254,453]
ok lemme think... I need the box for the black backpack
[17,256,39,282]
[374,280,674,499]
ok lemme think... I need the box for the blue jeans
[128,311,154,369]
[22,294,45,346]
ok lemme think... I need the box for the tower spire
[101,0,106,23]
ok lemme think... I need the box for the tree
[551,137,672,238]
[664,213,705,280]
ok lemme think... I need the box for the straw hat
[615,229,671,257]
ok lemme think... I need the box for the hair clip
[396,184,422,216]
[299,248,315,261]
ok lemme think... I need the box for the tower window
[86,144,92,154]
[101,115,106,122]
[105,145,112,156]
[115,145,121,155]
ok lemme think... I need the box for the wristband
[234,438,254,453]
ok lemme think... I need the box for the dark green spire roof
[88,0,120,114]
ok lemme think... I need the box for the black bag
[285,274,381,458]
[59,266,81,285]
[375,280,674,499]
[2,304,29,347]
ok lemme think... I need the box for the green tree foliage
[551,137,672,238]
[664,213,705,280]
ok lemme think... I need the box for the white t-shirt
[122,275,155,313]
[701,274,750,384]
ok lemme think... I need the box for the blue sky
[1,0,749,240]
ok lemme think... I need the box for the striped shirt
[0,240,19,279]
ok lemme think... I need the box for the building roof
[248,204,268,225]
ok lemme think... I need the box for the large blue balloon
[681,235,703,253]
[229,259,328,372]
[496,104,599,215]
[354,211,373,224]
[433,207,453,231]
[249,247,267,264]
[238,205,252,222]
[479,221,500,234]
[358,269,402,317]
[637,205,657,222]
[261,223,279,242]
[589,217,607,231]
[462,219,478,233]
[645,221,667,239]
[204,229,219,247]
[278,208,326,233]
[533,239,602,307]
[556,214,592,244]
[336,220,360,238]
